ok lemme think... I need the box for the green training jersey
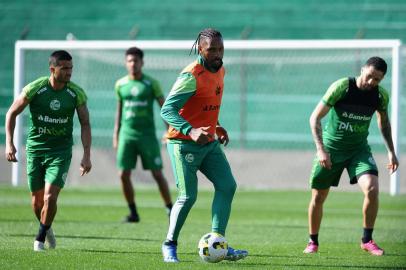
[321,77,389,151]
[23,76,87,155]
[115,74,163,139]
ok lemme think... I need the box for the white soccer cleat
[46,228,56,249]
[34,240,45,252]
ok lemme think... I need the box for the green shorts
[167,139,236,197]
[26,150,72,192]
[117,136,163,171]
[310,145,378,189]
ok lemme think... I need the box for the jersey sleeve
[22,77,48,101]
[114,80,122,100]
[322,78,349,106]
[68,82,88,107]
[160,72,196,135]
[377,86,390,112]
[151,78,164,99]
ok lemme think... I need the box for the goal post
[12,39,402,195]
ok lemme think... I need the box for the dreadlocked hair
[190,28,222,55]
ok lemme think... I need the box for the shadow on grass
[79,249,195,262]
[75,252,406,269]
[250,252,406,259]
[7,233,157,242]
[231,262,406,269]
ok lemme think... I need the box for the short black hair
[49,50,72,66]
[365,56,387,75]
[125,47,144,59]
[190,28,223,55]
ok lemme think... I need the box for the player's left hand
[387,151,399,174]
[80,156,92,176]
[216,125,229,146]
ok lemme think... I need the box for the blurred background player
[5,50,92,251]
[160,28,248,263]
[113,47,173,222]
[304,56,399,256]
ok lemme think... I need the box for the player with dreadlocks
[160,28,248,263]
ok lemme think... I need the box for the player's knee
[365,184,379,199]
[227,180,237,196]
[119,172,131,183]
[312,192,327,205]
[31,197,44,210]
[152,171,165,182]
[44,193,58,206]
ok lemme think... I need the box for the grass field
[0,185,405,270]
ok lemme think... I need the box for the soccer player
[303,56,399,256]
[113,47,173,222]
[5,50,92,251]
[160,28,248,263]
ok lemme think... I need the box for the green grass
[0,185,405,270]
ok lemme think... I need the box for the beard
[201,56,223,72]
[210,59,223,71]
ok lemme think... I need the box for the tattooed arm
[376,110,399,174]
[309,101,332,169]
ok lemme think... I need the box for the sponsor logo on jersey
[337,121,369,133]
[203,104,220,112]
[50,99,61,111]
[67,89,76,98]
[38,115,69,124]
[37,87,47,95]
[341,112,371,121]
[142,79,152,86]
[124,100,147,108]
[185,153,194,163]
[38,126,67,136]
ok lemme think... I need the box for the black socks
[164,240,177,246]
[309,234,319,245]
[362,228,374,243]
[35,223,51,242]
[128,203,138,217]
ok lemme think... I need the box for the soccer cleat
[46,228,56,249]
[361,240,384,256]
[124,214,140,223]
[303,241,319,254]
[162,242,179,263]
[224,246,248,261]
[34,240,45,252]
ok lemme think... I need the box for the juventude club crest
[185,153,194,163]
[49,99,61,111]
[131,86,140,96]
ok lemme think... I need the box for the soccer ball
[198,232,228,263]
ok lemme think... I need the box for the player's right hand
[317,149,332,169]
[5,143,18,162]
[189,126,213,145]
[80,156,92,176]
[387,151,399,174]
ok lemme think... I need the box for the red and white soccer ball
[198,232,228,263]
